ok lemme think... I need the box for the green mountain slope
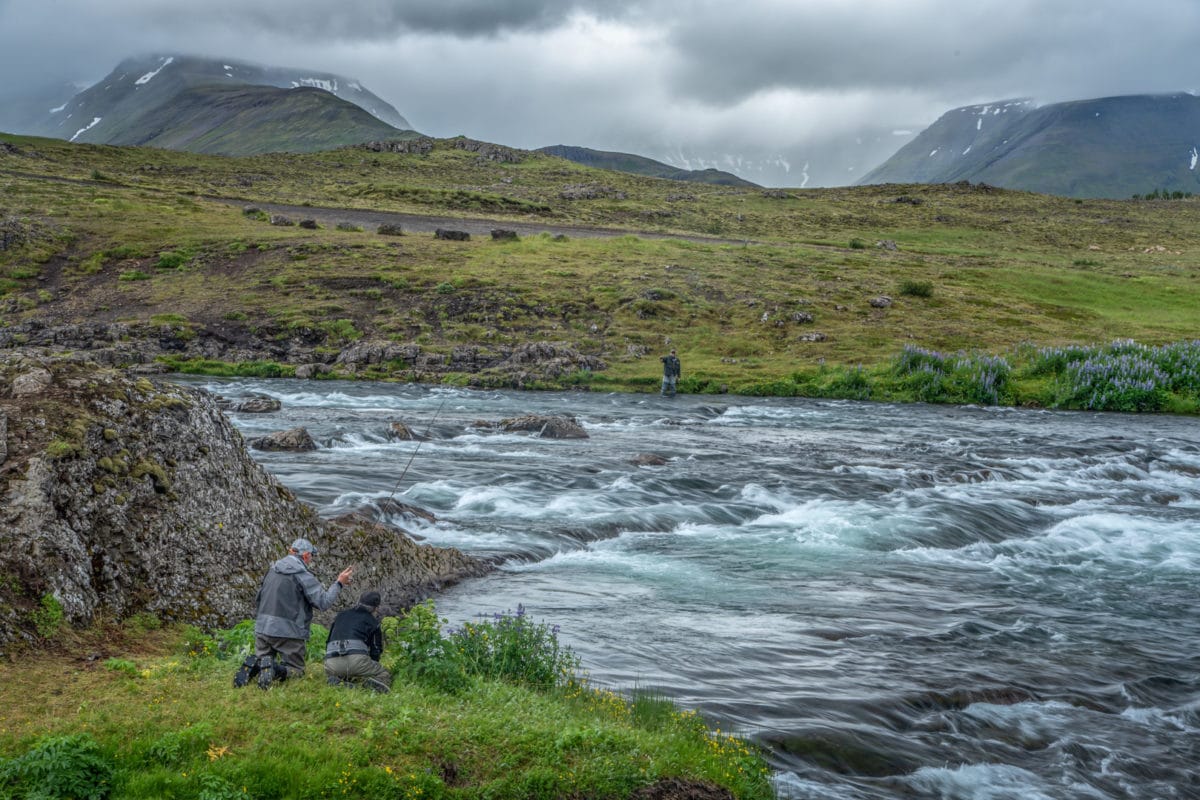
[114,84,415,155]
[861,94,1200,198]
[21,54,416,155]
[539,144,758,187]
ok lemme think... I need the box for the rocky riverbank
[0,321,607,388]
[0,350,490,648]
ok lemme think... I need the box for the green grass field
[0,617,772,800]
[3,132,1199,409]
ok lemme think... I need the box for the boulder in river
[250,426,317,452]
[498,414,588,439]
[234,395,281,413]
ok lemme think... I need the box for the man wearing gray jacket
[233,538,353,690]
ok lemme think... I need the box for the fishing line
[383,394,448,506]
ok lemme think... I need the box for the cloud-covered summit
[2,0,1197,186]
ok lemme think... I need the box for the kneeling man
[324,590,392,693]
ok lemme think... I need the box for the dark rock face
[435,228,470,241]
[377,223,404,236]
[249,426,317,451]
[0,353,487,646]
[490,229,518,241]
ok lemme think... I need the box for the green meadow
[0,610,772,799]
[2,131,1199,409]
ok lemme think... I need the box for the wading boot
[232,655,260,688]
[256,656,277,690]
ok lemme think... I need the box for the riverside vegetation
[2,132,1199,411]
[0,604,772,799]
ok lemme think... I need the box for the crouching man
[233,537,353,690]
[324,590,392,693]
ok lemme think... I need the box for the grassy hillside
[2,132,1199,409]
[110,85,415,155]
[537,145,757,187]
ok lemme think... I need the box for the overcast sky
[2,0,1198,181]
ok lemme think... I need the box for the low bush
[898,279,933,297]
[451,604,581,690]
[0,733,115,800]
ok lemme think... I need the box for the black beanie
[358,591,382,610]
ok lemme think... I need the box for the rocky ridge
[0,321,605,388]
[0,351,489,647]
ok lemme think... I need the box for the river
[178,377,1200,799]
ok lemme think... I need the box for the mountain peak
[860,93,1200,198]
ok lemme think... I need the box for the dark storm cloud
[132,0,625,40]
[1,0,1198,187]
[659,0,1200,105]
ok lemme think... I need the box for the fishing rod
[383,394,448,507]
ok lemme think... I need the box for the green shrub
[435,282,456,294]
[0,733,114,800]
[103,658,139,677]
[318,318,361,342]
[451,604,581,690]
[848,238,867,249]
[823,365,872,400]
[105,244,145,260]
[144,723,213,767]
[118,270,150,281]
[383,600,470,694]
[898,279,933,297]
[31,593,64,639]
[154,250,189,270]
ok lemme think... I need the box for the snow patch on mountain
[70,117,101,142]
[135,57,173,86]
[293,78,338,93]
[49,102,67,114]
[1191,147,1197,170]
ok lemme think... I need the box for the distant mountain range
[5,54,417,155]
[0,54,769,186]
[636,128,921,190]
[860,94,1200,198]
[6,54,1199,199]
[536,145,757,187]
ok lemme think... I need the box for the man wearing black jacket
[323,590,391,693]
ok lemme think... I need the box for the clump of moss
[130,460,171,493]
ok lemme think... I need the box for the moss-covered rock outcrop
[0,351,488,647]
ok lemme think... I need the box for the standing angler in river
[233,538,354,690]
[661,349,681,397]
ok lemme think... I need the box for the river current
[179,377,1200,799]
